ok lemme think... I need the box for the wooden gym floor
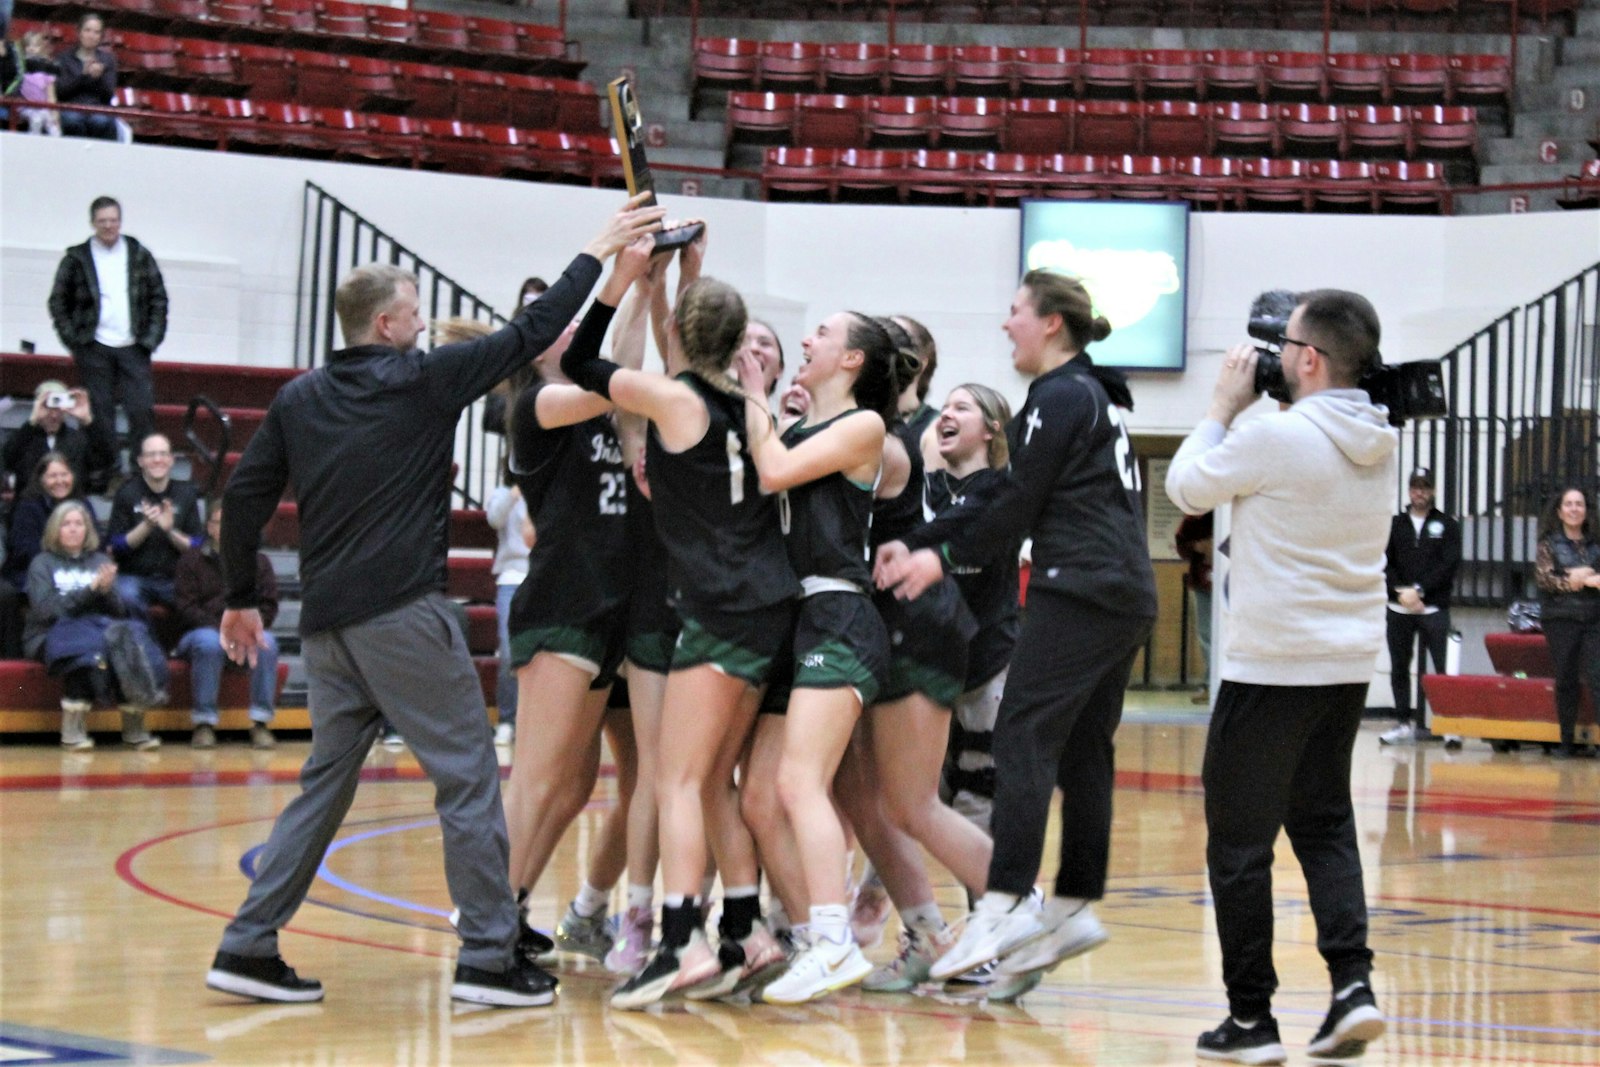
[1,697,1596,1066]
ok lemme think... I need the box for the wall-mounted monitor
[1019,200,1190,372]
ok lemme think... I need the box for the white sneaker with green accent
[996,900,1107,975]
[863,926,956,993]
[929,890,1045,981]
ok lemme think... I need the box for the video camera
[1247,289,1447,427]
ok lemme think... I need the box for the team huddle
[204,194,1388,1063]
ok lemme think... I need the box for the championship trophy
[607,73,705,253]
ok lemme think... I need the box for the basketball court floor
[2,696,1596,1066]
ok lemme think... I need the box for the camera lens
[1252,349,1291,403]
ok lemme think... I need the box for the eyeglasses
[1281,336,1318,353]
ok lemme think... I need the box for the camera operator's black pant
[1385,609,1450,721]
[985,590,1151,901]
[1204,680,1374,1021]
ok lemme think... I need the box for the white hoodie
[1166,389,1399,686]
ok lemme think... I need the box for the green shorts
[874,579,976,709]
[763,592,890,714]
[670,601,795,687]
[510,615,626,690]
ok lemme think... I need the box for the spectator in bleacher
[106,432,203,617]
[47,195,168,487]
[1535,484,1600,760]
[203,194,663,1008]
[1167,290,1394,1063]
[174,501,279,751]
[24,498,161,751]
[486,476,532,747]
[0,505,16,660]
[2,380,99,495]
[1380,468,1461,745]
[517,277,548,309]
[53,13,115,140]
[3,449,92,598]
[17,30,61,136]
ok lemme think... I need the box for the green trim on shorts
[672,616,775,686]
[510,624,606,674]
[879,657,964,709]
[794,637,880,707]
[626,630,678,675]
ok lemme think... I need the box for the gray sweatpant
[219,593,519,973]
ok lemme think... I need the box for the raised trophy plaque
[607,73,704,254]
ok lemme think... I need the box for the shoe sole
[1196,1042,1287,1065]
[1307,1007,1385,1060]
[449,980,554,1008]
[206,969,325,1003]
[986,968,1045,1003]
[728,956,792,1000]
[760,956,874,1005]
[610,954,720,1011]
[554,938,614,962]
[997,926,1108,975]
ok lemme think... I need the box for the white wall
[3,134,1596,434]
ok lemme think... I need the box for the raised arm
[734,351,884,493]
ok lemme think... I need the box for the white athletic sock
[976,890,1021,913]
[724,884,759,900]
[899,902,945,937]
[626,883,653,912]
[810,904,851,946]
[573,882,609,919]
[664,893,687,909]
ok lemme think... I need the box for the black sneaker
[206,951,325,1003]
[451,956,557,1007]
[1196,1016,1287,1065]
[518,920,556,960]
[1308,984,1385,1060]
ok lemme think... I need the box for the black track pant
[1385,608,1450,720]
[985,589,1151,900]
[1204,680,1374,1020]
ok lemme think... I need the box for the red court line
[0,762,619,792]
[114,812,454,959]
[1373,893,1600,922]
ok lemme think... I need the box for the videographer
[1166,289,1396,1064]
[1380,468,1461,745]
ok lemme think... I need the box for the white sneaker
[928,890,1045,981]
[1378,722,1419,745]
[863,926,956,993]
[760,935,872,1005]
[996,900,1107,974]
[494,722,514,746]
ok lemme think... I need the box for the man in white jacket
[1167,290,1398,1066]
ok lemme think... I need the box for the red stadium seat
[554,80,604,134]
[1005,97,1073,154]
[760,40,825,92]
[1374,159,1448,212]
[726,91,799,150]
[466,16,520,55]
[1387,53,1451,104]
[1143,100,1208,155]
[822,41,888,93]
[1326,52,1389,103]
[1140,49,1203,100]
[796,93,869,147]
[173,39,240,94]
[950,45,1014,97]
[936,96,1005,149]
[888,44,951,95]
[1074,100,1140,155]
[1212,102,1280,156]
[395,61,455,119]
[1559,159,1600,209]
[262,0,317,38]
[1081,48,1141,99]
[516,23,567,63]
[1038,152,1106,200]
[502,74,560,131]
[904,148,974,204]
[453,68,508,126]
[1309,158,1376,211]
[1410,105,1478,158]
[974,150,1042,204]
[1174,155,1246,209]
[118,31,181,87]
[1447,54,1510,109]
[359,112,424,166]
[866,95,938,147]
[1344,105,1411,158]
[122,88,212,144]
[763,145,841,201]
[208,0,265,36]
[1263,51,1326,102]
[416,11,471,55]
[1013,46,1079,97]
[1106,153,1177,199]
[1240,156,1310,210]
[233,44,293,102]
[366,7,417,53]
[151,0,206,29]
[691,37,759,116]
[1201,49,1265,101]
[836,147,908,203]
[1278,103,1344,158]
[314,0,370,42]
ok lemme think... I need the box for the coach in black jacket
[1380,468,1461,743]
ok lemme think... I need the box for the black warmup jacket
[221,253,602,636]
[1384,507,1461,609]
[903,357,1156,620]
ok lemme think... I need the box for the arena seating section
[7,2,630,185]
[695,40,1508,209]
[1425,631,1597,749]
[0,354,512,738]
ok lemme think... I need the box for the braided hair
[675,277,749,397]
[844,312,899,423]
